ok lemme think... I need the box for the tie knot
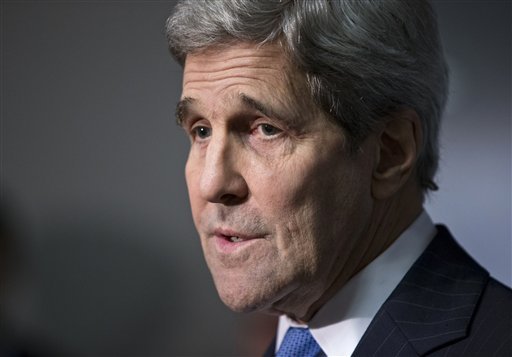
[276,327,325,357]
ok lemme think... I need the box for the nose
[199,135,248,205]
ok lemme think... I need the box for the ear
[371,108,422,200]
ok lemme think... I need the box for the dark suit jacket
[264,226,512,356]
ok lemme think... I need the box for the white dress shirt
[276,211,437,356]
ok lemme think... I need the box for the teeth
[229,236,243,243]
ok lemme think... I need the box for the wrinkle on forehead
[183,46,288,89]
[181,42,321,128]
[185,42,287,68]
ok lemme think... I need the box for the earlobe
[371,109,422,200]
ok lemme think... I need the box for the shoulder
[473,277,512,337]
[429,277,512,356]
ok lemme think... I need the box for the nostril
[219,192,247,206]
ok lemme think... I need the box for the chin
[216,285,273,313]
[213,274,289,314]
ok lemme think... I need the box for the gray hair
[165,0,449,191]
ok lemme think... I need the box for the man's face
[180,43,377,319]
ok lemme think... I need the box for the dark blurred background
[1,0,510,355]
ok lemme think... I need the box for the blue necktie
[276,327,326,357]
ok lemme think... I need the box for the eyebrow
[175,96,195,126]
[175,92,295,127]
[238,93,277,120]
[239,93,302,127]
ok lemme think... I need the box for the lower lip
[213,235,262,254]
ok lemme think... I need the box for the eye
[257,123,282,137]
[192,126,211,139]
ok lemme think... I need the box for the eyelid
[256,113,296,132]
[187,119,211,140]
[252,116,281,128]
[187,117,209,131]
[259,123,282,133]
[251,121,284,141]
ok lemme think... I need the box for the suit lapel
[353,226,489,356]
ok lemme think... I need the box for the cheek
[250,162,304,218]
[249,158,330,252]
[260,152,372,249]
[253,152,340,214]
[184,158,196,195]
[185,158,203,223]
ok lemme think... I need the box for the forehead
[181,42,307,105]
[180,42,312,125]
[182,42,290,88]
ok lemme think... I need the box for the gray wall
[425,0,511,288]
[1,0,510,355]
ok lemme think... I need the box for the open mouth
[213,229,260,243]
[227,236,244,243]
[212,230,264,253]
[218,234,250,243]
